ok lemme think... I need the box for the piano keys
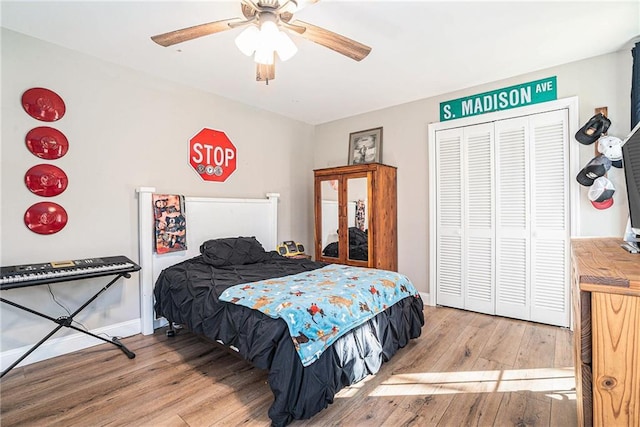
[0,256,141,290]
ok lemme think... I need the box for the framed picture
[348,127,383,165]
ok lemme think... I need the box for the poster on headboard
[153,194,187,254]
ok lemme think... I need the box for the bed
[136,189,424,426]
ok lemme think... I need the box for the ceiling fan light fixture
[254,47,275,65]
[235,25,260,56]
[259,19,280,44]
[256,20,297,63]
[275,31,297,61]
[235,11,298,65]
[254,19,278,64]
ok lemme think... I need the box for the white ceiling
[2,1,639,125]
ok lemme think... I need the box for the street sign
[440,76,557,122]
[189,128,237,182]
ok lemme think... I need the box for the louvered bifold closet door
[464,123,495,314]
[436,128,464,309]
[494,117,531,321]
[529,110,570,327]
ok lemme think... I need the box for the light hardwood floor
[0,305,577,426]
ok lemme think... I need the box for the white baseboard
[420,292,431,306]
[1,318,141,371]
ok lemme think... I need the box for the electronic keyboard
[0,255,141,289]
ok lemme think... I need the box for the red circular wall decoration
[24,164,69,197]
[24,202,68,235]
[25,127,69,160]
[22,87,66,122]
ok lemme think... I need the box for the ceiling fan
[150,0,371,83]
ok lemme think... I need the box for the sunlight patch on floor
[365,367,576,399]
[335,374,376,398]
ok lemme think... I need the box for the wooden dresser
[571,238,640,427]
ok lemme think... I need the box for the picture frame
[348,127,383,165]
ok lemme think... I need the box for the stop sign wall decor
[189,128,237,182]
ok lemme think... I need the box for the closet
[434,109,570,327]
[314,163,397,271]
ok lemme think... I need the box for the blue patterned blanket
[219,264,420,367]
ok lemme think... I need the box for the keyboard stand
[1,271,136,379]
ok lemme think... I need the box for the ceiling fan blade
[256,62,276,84]
[151,18,242,47]
[291,20,371,61]
[280,20,306,35]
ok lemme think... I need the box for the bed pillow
[200,236,269,266]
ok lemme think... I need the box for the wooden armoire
[314,163,397,271]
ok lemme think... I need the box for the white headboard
[136,187,280,335]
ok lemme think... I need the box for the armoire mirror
[319,179,340,260]
[346,177,368,261]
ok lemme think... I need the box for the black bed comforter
[322,227,369,261]
[154,250,424,426]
